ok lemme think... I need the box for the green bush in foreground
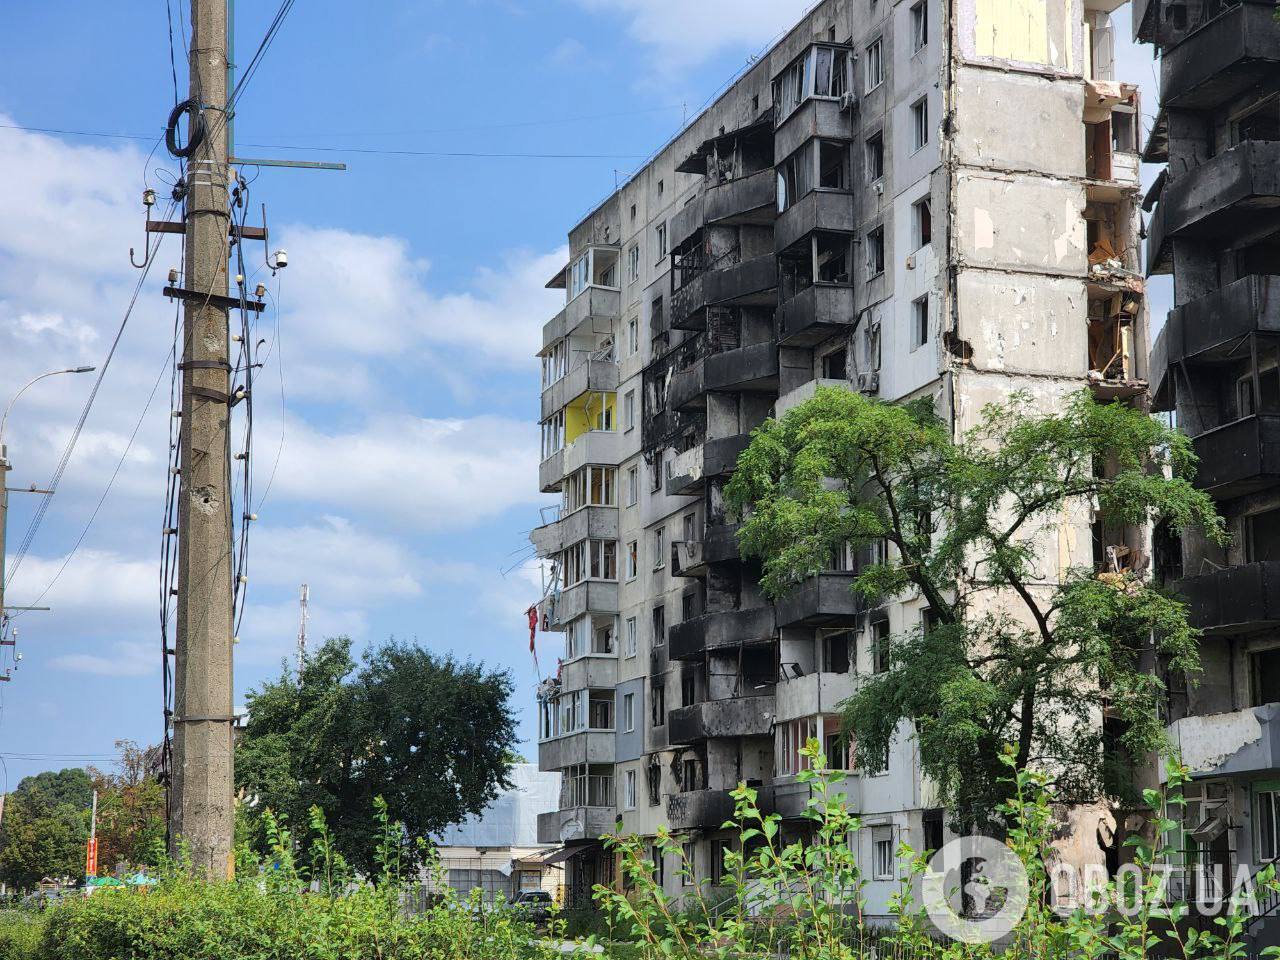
[25,801,560,960]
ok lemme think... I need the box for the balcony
[559,655,619,693]
[774,573,863,628]
[673,540,707,578]
[537,805,616,845]
[542,286,622,349]
[541,357,620,420]
[1166,704,1280,781]
[776,285,857,347]
[1149,275,1280,408]
[704,341,780,393]
[774,99,853,169]
[540,430,627,493]
[531,506,619,558]
[539,580,619,632]
[774,190,856,255]
[775,672,857,724]
[772,776,858,818]
[669,606,776,661]
[668,694,775,745]
[1174,561,1280,635]
[702,253,778,308]
[1161,0,1280,110]
[1189,414,1280,498]
[666,786,777,831]
[775,378,856,418]
[1148,141,1280,268]
[704,522,743,564]
[703,168,777,226]
[668,362,706,413]
[665,435,752,496]
[538,730,616,773]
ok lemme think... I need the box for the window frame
[625,616,638,658]
[910,0,928,52]
[910,96,930,153]
[864,38,884,92]
[911,295,930,350]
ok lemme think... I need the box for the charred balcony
[1161,0,1280,110]
[1175,561,1280,634]
[774,573,864,628]
[669,606,776,661]
[1150,275,1280,409]
[1189,414,1280,498]
[666,786,775,831]
[665,435,752,496]
[1148,141,1280,270]
[776,284,857,347]
[668,694,776,745]
[670,244,778,331]
[672,539,708,578]
[669,341,781,414]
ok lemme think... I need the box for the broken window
[1087,290,1140,389]
[821,630,852,673]
[1259,788,1280,860]
[866,226,886,276]
[865,132,884,182]
[819,140,849,189]
[778,140,850,212]
[913,197,932,248]
[816,232,853,283]
[773,45,852,124]
[1252,648,1280,707]
[1234,94,1280,146]
[1246,508,1280,563]
[911,296,930,349]
[910,0,928,51]
[652,604,666,647]
[564,466,616,512]
[561,539,618,587]
[646,757,662,804]
[871,620,891,673]
[822,346,848,380]
[627,244,640,284]
[651,679,665,727]
[910,97,930,151]
[1112,106,1137,153]
[1236,366,1280,418]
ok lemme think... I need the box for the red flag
[526,605,539,669]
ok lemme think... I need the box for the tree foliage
[236,637,519,876]
[725,388,1225,827]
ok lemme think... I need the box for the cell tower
[297,584,309,670]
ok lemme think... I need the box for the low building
[418,763,564,905]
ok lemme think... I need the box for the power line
[0,123,650,160]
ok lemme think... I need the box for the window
[655,223,668,262]
[682,757,701,792]
[624,770,637,810]
[623,693,635,732]
[653,527,666,569]
[627,245,639,284]
[911,296,929,349]
[865,39,884,91]
[593,621,615,654]
[647,760,662,806]
[822,347,847,380]
[681,592,696,622]
[626,540,639,580]
[541,410,565,460]
[651,295,665,334]
[682,842,696,885]
[658,179,664,197]
[542,339,569,387]
[711,839,733,885]
[651,679,665,726]
[865,132,884,182]
[821,630,852,673]
[652,844,665,885]
[626,466,640,507]
[911,97,929,151]
[1259,788,1280,862]
[1252,648,1280,707]
[625,617,638,657]
[922,810,945,854]
[624,390,637,431]
[1247,508,1280,563]
[824,729,851,770]
[866,226,885,276]
[913,197,932,248]
[630,203,637,222]
[561,539,618,586]
[816,232,853,284]
[873,828,895,879]
[872,620,891,674]
[910,1,928,51]
[652,604,666,647]
[564,466,616,512]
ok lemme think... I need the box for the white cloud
[51,641,154,678]
[574,0,813,69]
[250,516,423,602]
[269,412,542,529]
[9,549,153,616]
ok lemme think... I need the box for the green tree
[0,768,93,889]
[237,637,519,875]
[725,388,1224,829]
[88,741,166,872]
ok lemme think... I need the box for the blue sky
[0,0,1162,788]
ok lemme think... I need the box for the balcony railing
[561,775,615,810]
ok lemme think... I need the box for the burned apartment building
[1138,0,1280,938]
[531,0,1149,913]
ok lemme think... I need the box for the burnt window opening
[651,679,666,728]
[1252,648,1280,707]
[865,132,884,182]
[1234,95,1280,146]
[871,620,891,674]
[1246,508,1280,564]
[646,757,662,805]
[822,630,852,673]
[681,669,697,707]
[778,140,851,212]
[823,346,848,380]
[1152,518,1184,584]
[866,226,886,277]
[1235,365,1280,419]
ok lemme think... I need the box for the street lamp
[0,366,97,450]
[1,365,96,620]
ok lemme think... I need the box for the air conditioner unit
[857,372,880,393]
[839,91,857,112]
[873,181,884,196]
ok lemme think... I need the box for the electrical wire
[2,196,179,594]
[0,124,649,160]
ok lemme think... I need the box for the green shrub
[0,911,42,960]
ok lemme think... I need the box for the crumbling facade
[532,0,1149,914]
[1138,0,1280,943]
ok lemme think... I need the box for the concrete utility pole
[170,0,236,878]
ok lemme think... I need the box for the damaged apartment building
[1138,0,1280,941]
[531,0,1149,914]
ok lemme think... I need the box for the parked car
[512,889,554,924]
